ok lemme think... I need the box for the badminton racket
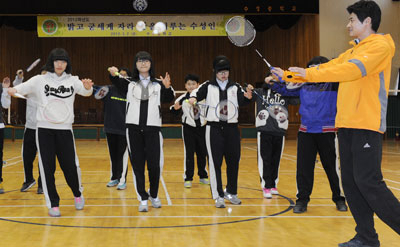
[14,93,70,124]
[225,16,282,81]
[26,58,41,72]
[186,99,237,122]
[93,85,110,99]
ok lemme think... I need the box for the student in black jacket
[108,51,175,212]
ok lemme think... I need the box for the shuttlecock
[136,21,146,31]
[227,207,232,213]
[153,22,166,35]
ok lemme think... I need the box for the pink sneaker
[74,196,85,210]
[271,188,279,195]
[263,188,272,199]
[48,207,61,217]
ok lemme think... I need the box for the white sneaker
[48,207,61,217]
[138,200,148,212]
[224,190,242,205]
[149,196,162,208]
[271,188,279,195]
[263,188,272,199]
[215,197,225,208]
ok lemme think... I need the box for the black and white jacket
[170,92,206,127]
[190,80,251,125]
[110,75,175,128]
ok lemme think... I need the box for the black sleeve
[109,75,128,97]
[160,83,175,103]
[192,82,208,101]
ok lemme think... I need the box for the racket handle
[270,66,282,82]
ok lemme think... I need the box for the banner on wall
[37,15,238,37]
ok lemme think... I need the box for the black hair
[307,56,330,67]
[184,74,199,83]
[131,51,155,81]
[347,0,381,32]
[119,67,132,77]
[45,48,72,74]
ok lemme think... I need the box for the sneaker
[224,190,242,205]
[338,237,380,247]
[0,183,4,194]
[106,180,119,187]
[199,178,210,185]
[336,201,348,212]
[117,183,127,190]
[271,188,279,195]
[184,181,192,188]
[263,188,272,199]
[149,196,162,208]
[215,197,225,208]
[293,202,307,213]
[37,187,44,194]
[138,200,148,212]
[48,207,61,217]
[74,196,85,210]
[20,180,36,192]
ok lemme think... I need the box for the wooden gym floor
[1,138,399,247]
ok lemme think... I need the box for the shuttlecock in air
[153,22,166,35]
[136,21,146,31]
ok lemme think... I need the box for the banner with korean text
[37,15,238,37]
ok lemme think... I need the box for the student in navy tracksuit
[188,55,252,208]
[13,68,46,194]
[170,74,209,188]
[8,48,93,217]
[248,81,299,199]
[0,77,11,194]
[270,56,347,213]
[94,68,130,190]
[108,51,175,212]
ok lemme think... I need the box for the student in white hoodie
[13,68,47,194]
[0,77,11,194]
[8,48,93,217]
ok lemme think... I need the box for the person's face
[216,70,229,81]
[136,59,151,74]
[119,70,128,78]
[185,80,199,93]
[346,12,370,38]
[53,60,67,76]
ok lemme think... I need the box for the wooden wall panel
[1,15,319,129]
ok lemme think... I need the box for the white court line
[0,215,356,219]
[388,186,400,191]
[0,204,356,208]
[385,178,400,184]
[383,151,400,155]
[5,156,22,162]
[3,159,22,167]
[160,175,172,206]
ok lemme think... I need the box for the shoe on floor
[106,179,119,187]
[74,196,85,210]
[224,190,242,205]
[48,207,61,217]
[117,183,127,190]
[271,188,279,195]
[184,181,192,188]
[37,187,44,194]
[336,200,348,212]
[293,202,307,213]
[149,196,162,208]
[338,237,380,247]
[215,197,225,208]
[0,183,4,194]
[138,200,148,212]
[263,188,272,199]
[199,178,210,185]
[20,180,36,192]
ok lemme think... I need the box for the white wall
[320,0,400,88]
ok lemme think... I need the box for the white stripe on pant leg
[275,136,285,188]
[70,130,83,194]
[105,136,113,181]
[35,130,51,209]
[126,128,142,201]
[334,133,345,196]
[182,126,187,181]
[21,128,26,183]
[257,132,266,189]
[205,126,218,200]
[119,147,129,185]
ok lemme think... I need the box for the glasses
[217,70,229,75]
[137,59,150,64]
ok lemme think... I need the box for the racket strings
[226,17,256,47]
